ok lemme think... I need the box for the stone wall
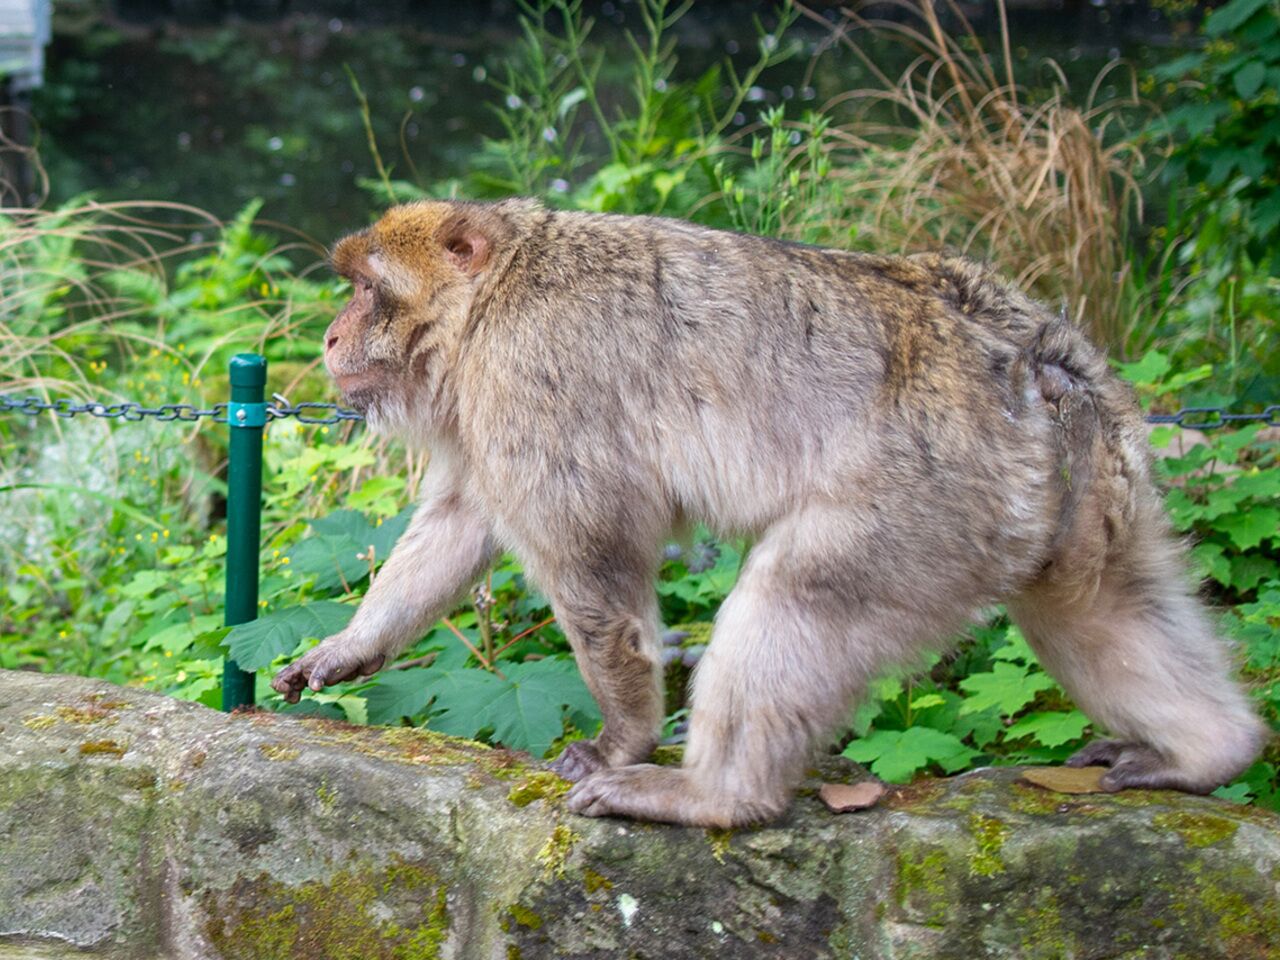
[2,670,1278,959]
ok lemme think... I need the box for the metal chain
[266,394,366,425]
[0,394,365,424]
[1,394,1277,430]
[1144,405,1279,430]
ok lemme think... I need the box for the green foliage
[1153,0,1280,267]
[1143,0,1280,399]
[3,3,1277,806]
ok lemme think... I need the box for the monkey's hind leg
[1008,498,1267,794]
[568,508,943,827]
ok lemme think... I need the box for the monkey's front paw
[270,642,385,704]
[550,740,606,782]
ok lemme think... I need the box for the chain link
[1143,405,1280,430]
[0,394,365,424]
[2,393,1277,430]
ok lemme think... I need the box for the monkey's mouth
[330,367,386,404]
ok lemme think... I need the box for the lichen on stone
[203,859,449,960]
[1151,810,1240,848]
[507,903,543,930]
[506,771,570,808]
[535,824,580,879]
[895,846,949,927]
[582,868,613,895]
[706,828,734,864]
[79,739,127,758]
[967,813,1008,877]
[259,743,302,762]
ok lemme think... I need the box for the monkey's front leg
[272,486,494,703]
[544,585,665,782]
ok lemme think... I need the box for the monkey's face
[325,203,494,432]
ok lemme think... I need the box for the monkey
[271,197,1267,828]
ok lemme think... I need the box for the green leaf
[287,533,368,593]
[1192,542,1233,587]
[1115,351,1170,388]
[1004,710,1090,748]
[958,662,1056,716]
[1217,506,1280,551]
[1229,555,1280,593]
[226,601,355,671]
[991,630,1036,665]
[369,504,416,558]
[1234,60,1268,98]
[1207,0,1271,36]
[418,658,600,757]
[842,727,979,783]
[363,669,434,724]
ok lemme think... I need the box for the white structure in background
[0,0,51,93]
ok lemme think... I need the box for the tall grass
[794,0,1153,351]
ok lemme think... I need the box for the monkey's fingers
[307,652,386,692]
[270,664,309,704]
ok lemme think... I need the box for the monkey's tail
[1025,314,1152,601]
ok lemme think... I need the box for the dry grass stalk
[797,0,1152,349]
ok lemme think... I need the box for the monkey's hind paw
[1064,739,1133,769]
[567,765,692,823]
[1066,740,1209,794]
[550,740,607,782]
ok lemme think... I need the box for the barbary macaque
[272,198,1266,827]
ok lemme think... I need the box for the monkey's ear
[442,224,492,276]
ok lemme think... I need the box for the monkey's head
[325,200,527,435]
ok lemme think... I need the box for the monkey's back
[460,208,1132,598]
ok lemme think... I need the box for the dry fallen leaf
[1020,766,1109,794]
[819,780,887,813]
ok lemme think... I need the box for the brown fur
[272,199,1266,827]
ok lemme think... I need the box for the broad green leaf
[226,601,355,671]
[1115,351,1169,387]
[1192,542,1232,587]
[958,662,1056,716]
[369,504,416,558]
[417,658,600,757]
[364,669,434,724]
[1207,0,1270,36]
[842,727,979,783]
[1004,710,1089,748]
[287,533,368,593]
[121,569,170,599]
[1217,507,1280,551]
[310,509,373,542]
[991,629,1036,665]
[1229,555,1279,593]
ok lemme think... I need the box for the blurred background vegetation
[1,0,1277,807]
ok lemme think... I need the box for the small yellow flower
[281,557,291,565]
[150,532,159,543]
[58,630,68,639]
[135,533,143,542]
[162,529,170,538]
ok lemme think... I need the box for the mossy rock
[2,670,1278,959]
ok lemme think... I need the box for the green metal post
[222,353,267,711]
